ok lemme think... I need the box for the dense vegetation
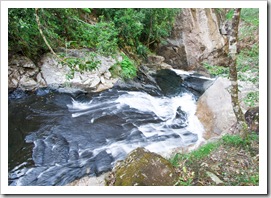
[8,8,179,79]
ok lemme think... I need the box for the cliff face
[158,8,229,72]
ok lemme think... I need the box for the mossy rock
[106,147,178,186]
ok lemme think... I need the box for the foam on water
[67,98,93,111]
[67,91,204,158]
[171,68,193,75]
[9,68,209,186]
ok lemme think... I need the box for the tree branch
[35,8,58,57]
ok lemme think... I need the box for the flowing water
[8,69,213,186]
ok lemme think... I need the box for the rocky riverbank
[8,49,122,93]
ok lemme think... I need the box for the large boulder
[106,147,178,186]
[158,8,229,71]
[38,49,120,91]
[196,77,237,139]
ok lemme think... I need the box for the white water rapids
[67,91,204,157]
[8,68,212,186]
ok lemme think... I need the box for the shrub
[119,55,137,79]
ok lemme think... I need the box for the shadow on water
[8,69,214,186]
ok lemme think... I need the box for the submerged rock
[106,147,178,186]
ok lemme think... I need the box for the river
[8,68,213,186]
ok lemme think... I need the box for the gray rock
[147,55,165,65]
[89,75,101,88]
[9,55,36,69]
[19,76,38,90]
[36,73,47,87]
[38,50,120,92]
[8,55,40,90]
[104,71,112,80]
[158,8,229,71]
[196,77,237,139]
[206,171,224,185]
[39,53,69,85]
[160,62,173,70]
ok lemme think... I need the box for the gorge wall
[158,8,229,72]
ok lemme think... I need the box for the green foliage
[109,63,121,78]
[203,63,229,77]
[114,9,145,47]
[171,141,219,167]
[243,91,259,107]
[241,8,259,26]
[170,153,185,167]
[119,55,137,79]
[81,8,91,13]
[190,142,219,159]
[222,133,259,149]
[59,52,101,80]
[95,22,118,56]
[237,9,259,92]
[9,8,179,68]
[237,44,259,75]
[139,9,180,48]
[205,8,259,112]
[226,9,234,20]
[9,8,84,60]
[249,174,259,185]
[237,44,259,86]
[8,8,47,60]
[136,44,149,60]
[76,18,119,56]
[175,176,193,186]
[96,8,179,56]
[221,134,244,147]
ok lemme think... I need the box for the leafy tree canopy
[8,8,180,62]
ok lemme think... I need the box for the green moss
[113,148,178,186]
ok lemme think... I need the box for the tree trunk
[35,8,57,57]
[228,8,248,138]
